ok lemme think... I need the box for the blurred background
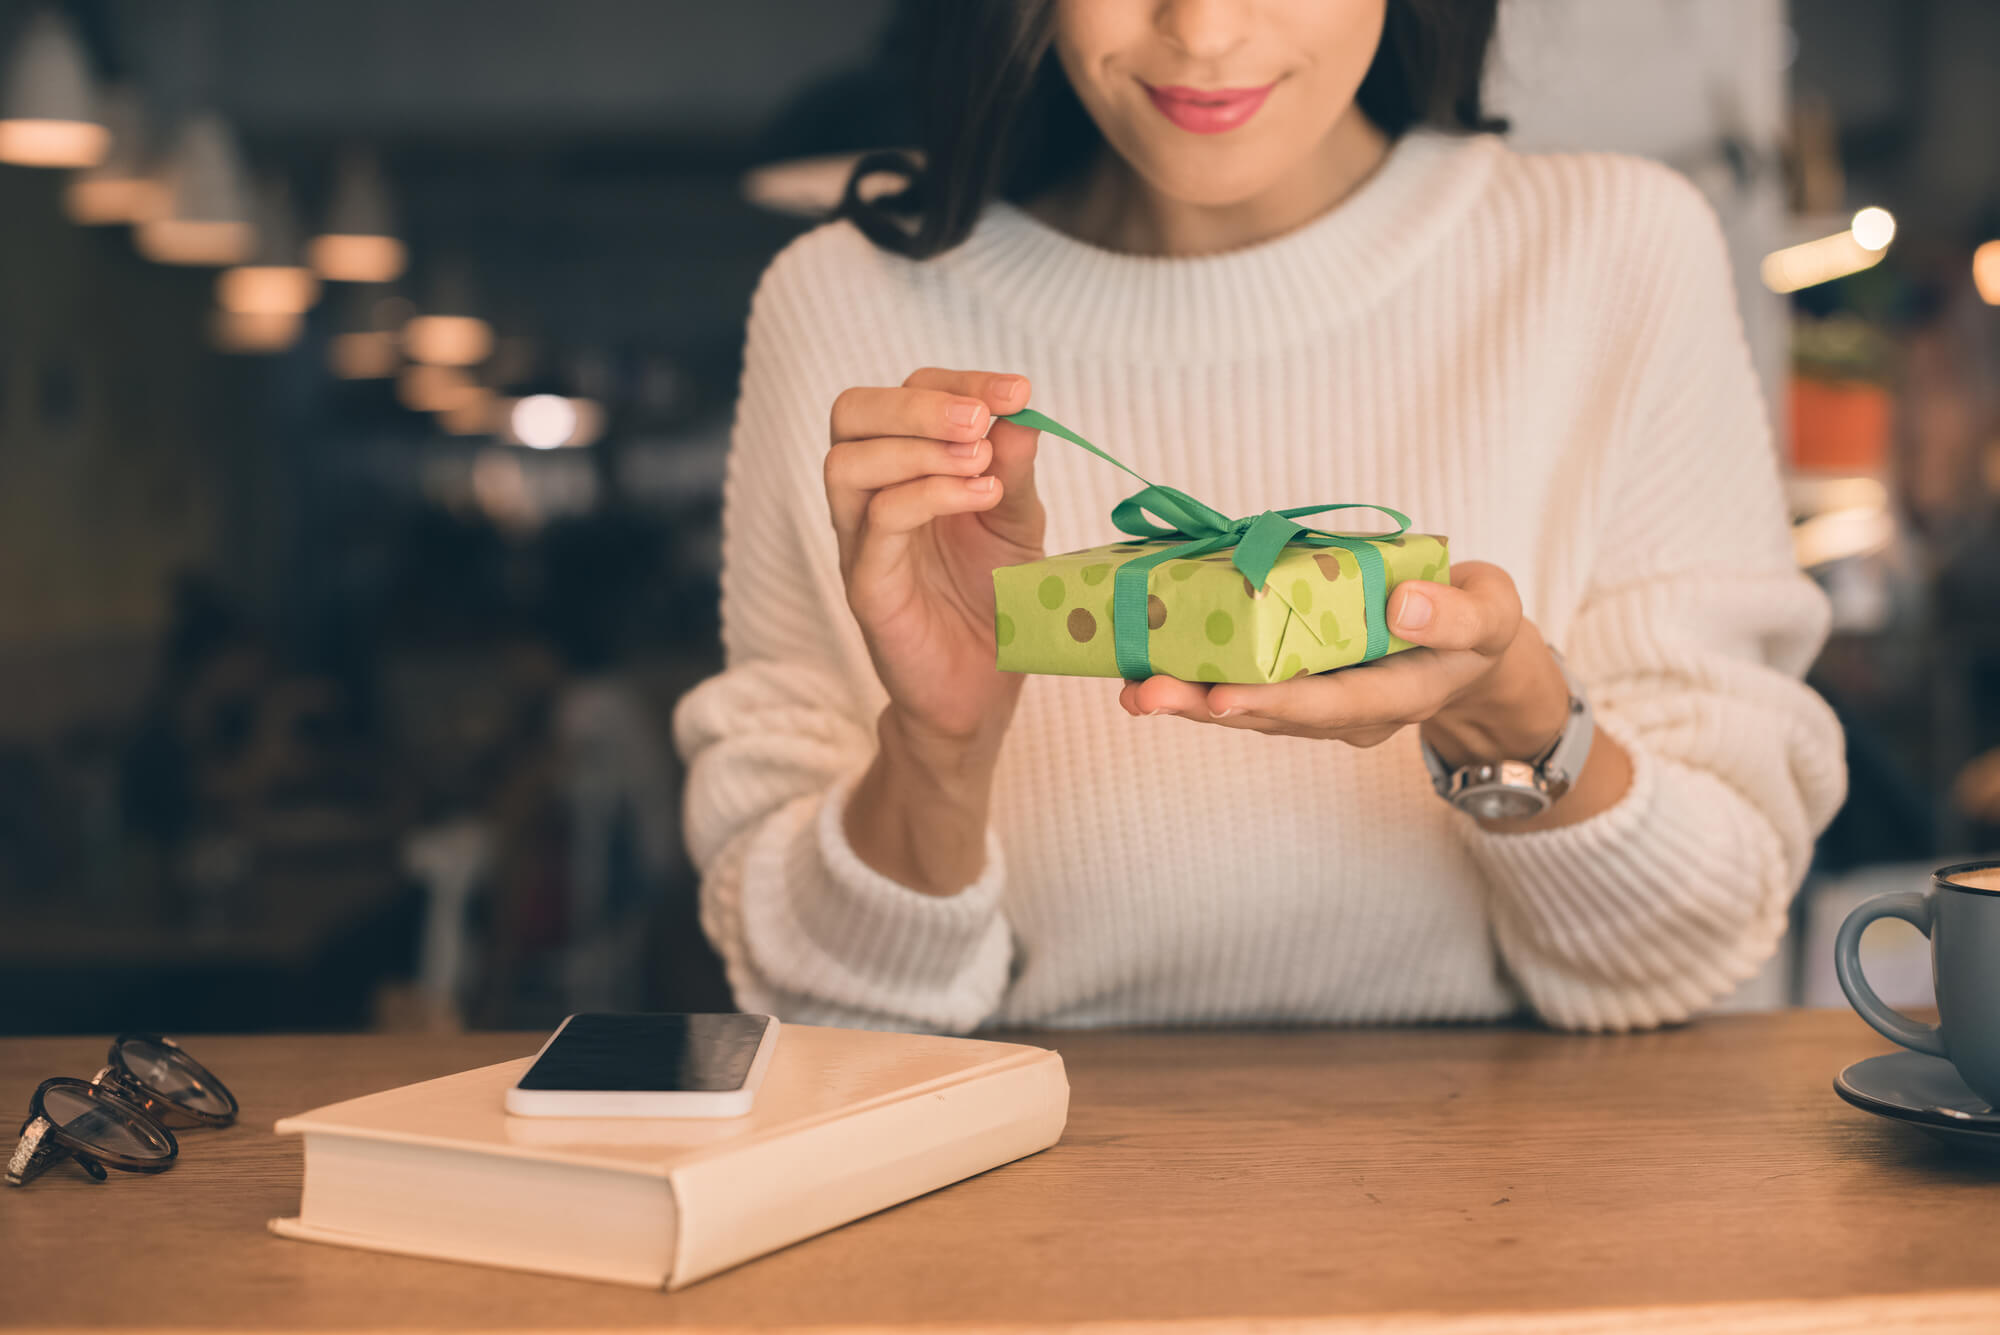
[0,0,1993,1035]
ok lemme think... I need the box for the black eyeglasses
[7,1034,239,1187]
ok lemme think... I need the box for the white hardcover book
[269,1023,1069,1288]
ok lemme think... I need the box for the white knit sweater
[673,130,1847,1035]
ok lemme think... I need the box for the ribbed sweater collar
[937,130,1503,362]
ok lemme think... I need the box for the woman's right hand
[825,368,1044,748]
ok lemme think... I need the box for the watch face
[1460,784,1549,822]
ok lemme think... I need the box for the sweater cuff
[736,771,1011,1032]
[1456,711,1792,1030]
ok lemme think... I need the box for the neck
[1032,107,1392,258]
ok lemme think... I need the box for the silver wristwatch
[1420,648,1593,822]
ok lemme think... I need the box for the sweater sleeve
[671,233,1014,1034]
[1464,167,1847,1032]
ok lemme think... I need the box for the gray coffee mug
[1836,860,2000,1107]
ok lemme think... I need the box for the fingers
[866,473,1002,536]
[983,409,1042,532]
[1116,673,1413,746]
[830,385,993,446]
[1116,635,1481,732]
[844,474,1005,605]
[902,367,1032,418]
[1207,647,1484,730]
[1119,675,1211,717]
[826,435,991,538]
[1386,560,1520,656]
[825,369,1031,558]
[827,370,1031,444]
[1123,664,1426,729]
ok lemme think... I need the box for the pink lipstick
[1142,81,1277,135]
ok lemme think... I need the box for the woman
[674,0,1847,1033]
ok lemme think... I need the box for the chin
[1134,156,1289,211]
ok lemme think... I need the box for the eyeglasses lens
[40,1085,173,1161]
[116,1037,233,1117]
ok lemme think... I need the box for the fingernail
[1396,588,1433,631]
[994,375,1026,402]
[969,475,997,492]
[1210,707,1242,719]
[948,440,981,458]
[1144,708,1172,718]
[948,401,984,428]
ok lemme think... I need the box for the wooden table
[4,1011,1998,1334]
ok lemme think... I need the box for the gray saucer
[1835,1050,2000,1155]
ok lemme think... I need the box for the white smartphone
[504,1012,780,1118]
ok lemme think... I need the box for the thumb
[984,406,1042,535]
[1386,560,1519,656]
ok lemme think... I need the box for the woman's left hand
[1117,561,1571,769]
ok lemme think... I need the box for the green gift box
[991,410,1449,684]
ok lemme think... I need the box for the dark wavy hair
[837,0,1505,260]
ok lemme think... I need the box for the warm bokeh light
[510,394,578,449]
[1849,207,1897,252]
[0,117,107,167]
[136,219,255,266]
[471,449,536,529]
[327,290,414,379]
[0,9,106,167]
[65,174,168,225]
[1792,475,1890,515]
[64,85,156,223]
[1974,240,2000,306]
[1761,230,1885,294]
[405,314,494,367]
[210,309,303,355]
[437,386,498,436]
[398,364,479,414]
[313,150,404,283]
[309,233,408,284]
[329,330,401,380]
[217,265,321,316]
[501,395,604,449]
[1793,502,1895,569]
[140,114,257,266]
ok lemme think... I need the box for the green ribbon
[1001,408,1411,681]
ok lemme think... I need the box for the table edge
[14,1286,2000,1335]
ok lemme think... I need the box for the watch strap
[1535,650,1593,801]
[1419,648,1593,805]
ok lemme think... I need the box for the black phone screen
[515,1013,771,1093]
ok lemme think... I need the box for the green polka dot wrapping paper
[990,409,1450,684]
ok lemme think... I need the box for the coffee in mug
[1837,861,2000,1107]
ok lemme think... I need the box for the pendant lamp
[310,149,407,283]
[137,112,255,266]
[328,287,413,380]
[217,179,321,315]
[65,85,167,223]
[405,262,493,367]
[0,9,107,168]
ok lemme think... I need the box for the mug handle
[1834,891,1947,1058]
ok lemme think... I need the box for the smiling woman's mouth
[1141,80,1278,135]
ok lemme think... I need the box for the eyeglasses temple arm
[6,1118,69,1187]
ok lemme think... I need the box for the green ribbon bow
[1000,408,1411,681]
